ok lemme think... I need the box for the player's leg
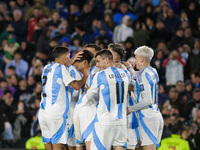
[113,146,125,150]
[44,143,53,150]
[68,145,76,150]
[67,123,77,150]
[138,116,159,150]
[113,125,127,150]
[127,127,139,150]
[76,145,83,150]
[142,144,156,150]
[90,122,113,150]
[85,141,91,150]
[53,143,65,150]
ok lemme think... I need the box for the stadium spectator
[46,10,61,27]
[11,9,27,44]
[191,71,200,89]
[185,40,200,78]
[74,23,93,45]
[184,88,200,125]
[5,50,28,79]
[67,3,80,34]
[151,49,166,85]
[113,15,133,43]
[13,78,32,106]
[113,2,136,25]
[24,0,50,21]
[0,78,15,97]
[11,0,30,19]
[159,126,190,150]
[162,50,185,86]
[181,27,195,49]
[133,20,149,48]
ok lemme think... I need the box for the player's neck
[107,62,114,68]
[54,58,64,65]
[139,63,150,71]
[73,63,79,70]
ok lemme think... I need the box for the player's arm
[128,72,153,114]
[85,73,99,101]
[121,61,140,80]
[69,67,90,90]
[62,65,90,90]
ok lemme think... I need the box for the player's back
[40,62,74,118]
[92,67,130,125]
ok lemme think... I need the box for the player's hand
[127,60,135,68]
[83,84,90,94]
[127,107,131,115]
[70,51,84,65]
[121,61,130,68]
[82,65,90,76]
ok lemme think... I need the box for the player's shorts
[127,127,139,149]
[38,109,68,144]
[74,105,96,144]
[67,123,83,147]
[137,110,163,147]
[90,122,127,150]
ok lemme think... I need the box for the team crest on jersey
[139,84,144,91]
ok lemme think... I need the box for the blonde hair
[134,46,154,62]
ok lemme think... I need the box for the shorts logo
[139,84,144,91]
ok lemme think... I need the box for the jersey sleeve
[128,72,153,112]
[127,64,140,80]
[86,72,100,102]
[62,65,76,86]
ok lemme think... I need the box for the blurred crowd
[0,0,200,149]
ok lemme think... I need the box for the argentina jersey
[68,65,83,124]
[40,62,75,118]
[86,66,100,87]
[86,67,130,125]
[132,66,159,113]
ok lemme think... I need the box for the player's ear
[105,57,109,64]
[113,55,118,61]
[141,56,145,63]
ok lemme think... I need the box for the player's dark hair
[74,50,94,64]
[95,49,113,61]
[108,43,126,59]
[52,46,69,58]
[85,44,102,52]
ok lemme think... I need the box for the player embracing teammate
[39,44,163,150]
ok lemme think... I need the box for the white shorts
[38,109,68,144]
[138,111,163,147]
[90,122,127,150]
[74,105,96,144]
[67,123,83,147]
[127,127,139,149]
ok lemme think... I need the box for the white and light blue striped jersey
[86,66,100,87]
[40,62,75,118]
[76,66,99,108]
[86,67,130,125]
[127,91,139,129]
[129,66,160,114]
[68,65,83,123]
